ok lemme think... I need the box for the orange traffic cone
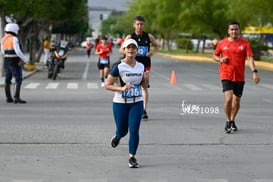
[170,69,176,85]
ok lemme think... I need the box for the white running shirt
[110,60,144,103]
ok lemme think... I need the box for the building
[88,0,132,38]
[243,26,273,47]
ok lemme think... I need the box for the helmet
[4,23,19,34]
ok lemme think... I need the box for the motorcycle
[48,40,69,80]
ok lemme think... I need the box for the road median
[158,52,273,71]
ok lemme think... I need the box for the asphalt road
[0,48,273,182]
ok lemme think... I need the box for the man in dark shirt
[119,15,159,120]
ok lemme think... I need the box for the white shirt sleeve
[1,40,4,55]
[13,36,27,63]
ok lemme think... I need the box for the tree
[230,0,273,27]
[100,11,124,37]
[148,0,182,49]
[112,0,183,49]
[100,0,273,53]
[0,0,89,64]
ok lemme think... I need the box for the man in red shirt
[86,39,93,58]
[95,36,112,87]
[213,21,260,134]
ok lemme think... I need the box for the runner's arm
[147,34,159,57]
[13,37,27,63]
[247,56,260,84]
[105,75,132,92]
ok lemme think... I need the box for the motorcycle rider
[1,23,28,103]
[52,40,68,69]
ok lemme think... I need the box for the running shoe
[230,121,238,132]
[6,98,13,103]
[142,110,149,119]
[225,122,232,134]
[111,135,120,148]
[101,82,105,87]
[128,157,139,168]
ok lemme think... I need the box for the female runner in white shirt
[105,39,149,168]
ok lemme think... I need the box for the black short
[97,58,110,70]
[221,80,245,97]
[136,56,151,68]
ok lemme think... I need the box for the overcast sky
[88,0,132,11]
[87,0,133,37]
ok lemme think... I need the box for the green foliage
[0,0,88,30]
[52,20,88,35]
[176,38,193,50]
[108,0,273,45]
[100,14,121,37]
[231,0,273,27]
[0,0,89,63]
[248,38,268,60]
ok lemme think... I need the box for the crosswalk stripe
[24,83,40,89]
[12,180,43,182]
[196,179,228,182]
[78,179,107,182]
[7,178,273,182]
[67,82,78,89]
[138,179,168,182]
[22,82,273,91]
[45,83,59,89]
[87,82,98,89]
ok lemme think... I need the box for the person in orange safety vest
[1,23,28,103]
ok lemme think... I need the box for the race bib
[137,46,148,57]
[100,58,109,64]
[122,85,142,98]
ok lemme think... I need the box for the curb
[158,53,273,72]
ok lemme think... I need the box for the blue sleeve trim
[110,62,120,77]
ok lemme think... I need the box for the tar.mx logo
[180,100,220,115]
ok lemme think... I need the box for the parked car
[191,39,213,50]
